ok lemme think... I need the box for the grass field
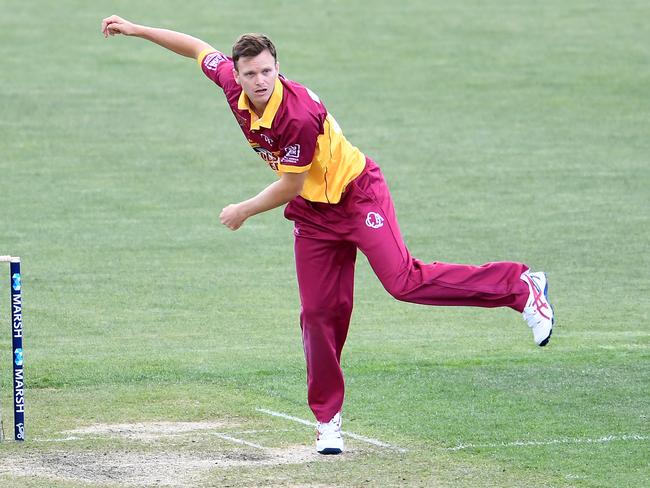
[1,0,648,486]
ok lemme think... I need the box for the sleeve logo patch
[205,52,228,71]
[282,144,301,164]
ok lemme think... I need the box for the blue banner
[10,260,25,441]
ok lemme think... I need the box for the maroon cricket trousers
[284,158,530,422]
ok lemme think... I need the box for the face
[233,50,279,112]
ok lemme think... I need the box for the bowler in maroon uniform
[102,15,555,455]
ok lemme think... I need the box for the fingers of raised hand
[101,15,123,37]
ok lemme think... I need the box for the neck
[252,101,266,118]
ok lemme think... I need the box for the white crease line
[35,428,296,440]
[211,432,266,450]
[256,408,407,452]
[256,409,314,428]
[34,433,268,450]
[33,436,85,442]
[447,434,649,451]
[230,428,299,434]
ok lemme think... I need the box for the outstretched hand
[101,15,138,38]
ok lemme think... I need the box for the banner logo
[14,348,24,367]
[12,273,21,291]
[16,423,24,440]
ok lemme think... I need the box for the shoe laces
[523,274,552,322]
[523,308,543,328]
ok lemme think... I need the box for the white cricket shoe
[316,412,344,455]
[521,271,555,346]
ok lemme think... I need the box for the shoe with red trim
[521,271,554,346]
[316,412,344,455]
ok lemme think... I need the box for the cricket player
[101,15,555,455]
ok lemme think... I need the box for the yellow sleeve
[197,48,215,66]
[277,163,312,174]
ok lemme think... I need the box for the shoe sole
[538,273,554,347]
[318,448,343,455]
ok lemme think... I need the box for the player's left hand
[220,203,248,230]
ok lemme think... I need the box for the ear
[233,67,240,85]
[275,62,280,74]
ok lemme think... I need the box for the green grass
[1,0,649,486]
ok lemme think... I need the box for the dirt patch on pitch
[0,447,321,487]
[63,420,236,441]
[0,421,334,487]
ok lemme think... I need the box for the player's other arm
[220,172,308,231]
[101,15,214,59]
